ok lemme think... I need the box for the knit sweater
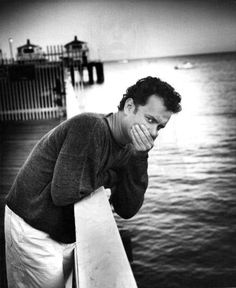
[6,113,148,243]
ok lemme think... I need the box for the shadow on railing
[65,79,137,288]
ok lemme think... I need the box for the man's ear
[124,98,135,114]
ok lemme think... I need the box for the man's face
[123,94,173,143]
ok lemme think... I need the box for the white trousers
[4,206,75,288]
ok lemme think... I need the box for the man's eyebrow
[146,114,158,123]
[146,114,162,124]
[146,114,166,128]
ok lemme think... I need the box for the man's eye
[146,117,153,123]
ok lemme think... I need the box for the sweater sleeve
[110,151,148,219]
[51,120,104,206]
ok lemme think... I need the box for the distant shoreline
[103,50,236,64]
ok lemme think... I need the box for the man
[4,76,181,287]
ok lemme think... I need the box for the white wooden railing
[65,76,137,288]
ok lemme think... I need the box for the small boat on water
[174,62,194,70]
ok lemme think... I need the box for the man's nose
[149,126,158,140]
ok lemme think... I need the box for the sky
[0,0,236,61]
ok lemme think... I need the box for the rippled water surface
[83,52,236,288]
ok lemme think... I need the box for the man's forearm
[109,154,148,219]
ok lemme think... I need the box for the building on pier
[64,36,89,65]
[17,39,45,62]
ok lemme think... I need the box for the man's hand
[130,124,154,152]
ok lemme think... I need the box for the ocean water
[82,52,236,288]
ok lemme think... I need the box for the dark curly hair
[118,76,182,113]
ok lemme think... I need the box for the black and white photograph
[0,1,236,287]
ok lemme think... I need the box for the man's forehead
[146,94,165,106]
[141,96,166,112]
